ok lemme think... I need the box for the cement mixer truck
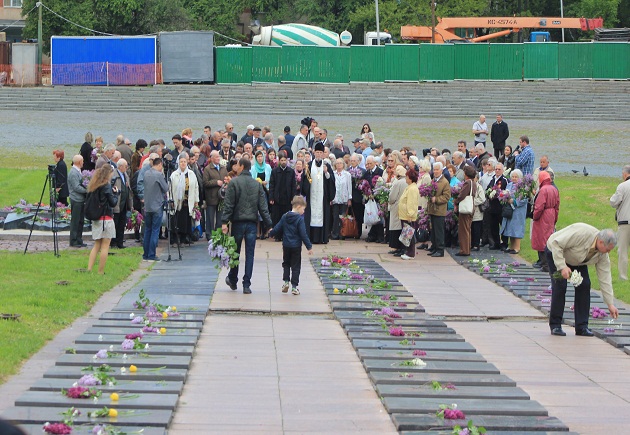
[251,23,391,46]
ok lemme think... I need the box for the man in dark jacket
[268,151,297,241]
[363,156,384,243]
[490,114,510,159]
[222,158,272,294]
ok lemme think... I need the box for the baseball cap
[246,124,255,130]
[352,138,361,143]
[253,126,262,131]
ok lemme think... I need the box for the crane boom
[401,17,604,43]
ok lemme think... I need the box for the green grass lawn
[520,175,629,304]
[0,168,48,209]
[0,248,143,383]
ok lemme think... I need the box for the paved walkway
[317,239,630,435]
[169,246,396,434]
[2,235,630,434]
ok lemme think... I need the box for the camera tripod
[24,166,59,257]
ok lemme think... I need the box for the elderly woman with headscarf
[252,149,273,239]
[531,171,560,271]
[500,169,528,254]
[169,152,199,246]
[387,166,408,256]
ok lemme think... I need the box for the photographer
[52,150,69,205]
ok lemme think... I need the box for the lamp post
[560,0,565,42]
[375,0,381,45]
[37,1,42,85]
[431,0,436,43]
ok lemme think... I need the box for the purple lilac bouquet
[348,166,363,183]
[125,210,143,231]
[418,180,438,198]
[81,170,94,188]
[498,189,512,205]
[417,207,430,232]
[207,228,239,269]
[514,174,536,200]
[445,210,458,232]
[358,179,373,200]
[451,182,463,198]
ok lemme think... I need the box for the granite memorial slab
[369,371,517,387]
[392,414,569,432]
[56,354,191,370]
[3,212,35,230]
[2,406,172,427]
[363,359,499,374]
[43,366,187,382]
[344,325,456,335]
[383,397,547,415]
[357,349,485,362]
[30,378,183,395]
[330,301,421,312]
[99,312,205,323]
[92,320,202,330]
[83,327,200,336]
[334,311,435,322]
[74,333,198,346]
[338,318,447,328]
[15,391,179,410]
[351,339,475,352]
[348,331,464,342]
[376,384,530,400]
[67,344,194,356]
[16,424,167,435]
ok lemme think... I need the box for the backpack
[85,189,106,221]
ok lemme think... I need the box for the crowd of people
[52,117,628,331]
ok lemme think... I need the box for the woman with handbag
[399,169,420,260]
[454,166,478,256]
[388,166,408,256]
[501,169,528,254]
[331,158,352,240]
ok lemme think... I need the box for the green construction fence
[214,42,629,84]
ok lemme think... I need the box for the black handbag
[502,203,514,219]
[416,228,430,243]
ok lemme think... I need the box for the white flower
[72,382,78,387]
[120,367,127,374]
[129,313,135,319]
[220,158,228,167]
[98,335,103,342]
[157,329,162,335]
[145,344,150,350]
[123,354,128,359]
[452,403,458,409]
[411,358,427,367]
[92,354,97,359]
[569,270,584,287]
[44,422,50,427]
[93,396,99,403]
[108,381,114,387]
[109,345,114,351]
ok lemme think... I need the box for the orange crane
[401,17,604,43]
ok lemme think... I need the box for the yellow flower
[171,306,177,311]
[333,288,340,294]
[129,365,137,372]
[160,327,167,334]
[110,393,119,401]
[108,408,118,417]
[162,312,168,319]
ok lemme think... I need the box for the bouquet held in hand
[552,269,583,287]
[208,228,240,269]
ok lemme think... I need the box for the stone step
[29,378,183,395]
[17,425,167,435]
[2,406,172,427]
[15,391,179,410]
[392,414,569,432]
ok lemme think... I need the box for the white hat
[246,124,255,130]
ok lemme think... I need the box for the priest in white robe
[302,142,336,244]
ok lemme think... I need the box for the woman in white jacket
[169,152,199,246]
[331,158,352,240]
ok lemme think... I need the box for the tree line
[23,0,627,53]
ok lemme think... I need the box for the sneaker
[243,287,252,294]
[281,282,290,293]
[225,276,237,291]
[400,255,414,260]
[291,287,300,295]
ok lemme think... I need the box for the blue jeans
[143,211,162,260]
[227,221,257,288]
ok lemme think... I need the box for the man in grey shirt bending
[143,158,168,261]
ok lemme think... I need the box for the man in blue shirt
[514,135,535,176]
